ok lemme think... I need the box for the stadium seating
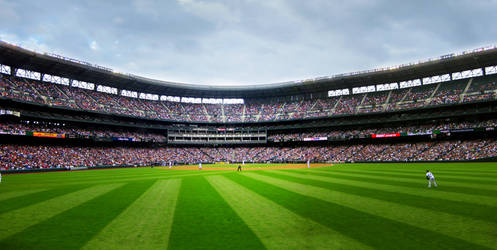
[2,139,496,170]
[1,74,496,123]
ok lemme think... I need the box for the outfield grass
[0,163,496,249]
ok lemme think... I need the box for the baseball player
[426,170,438,188]
[237,165,242,172]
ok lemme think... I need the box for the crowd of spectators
[1,74,497,123]
[268,119,497,142]
[3,117,495,144]
[2,139,496,170]
[0,121,167,142]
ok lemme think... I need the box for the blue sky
[0,0,495,85]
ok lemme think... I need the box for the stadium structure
[1,40,497,172]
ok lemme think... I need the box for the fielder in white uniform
[426,170,438,188]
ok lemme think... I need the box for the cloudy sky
[0,0,495,85]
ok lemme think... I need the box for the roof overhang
[1,41,497,98]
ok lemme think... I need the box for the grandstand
[1,41,497,171]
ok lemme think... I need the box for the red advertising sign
[372,133,400,138]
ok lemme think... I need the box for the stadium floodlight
[485,65,497,75]
[423,74,449,85]
[352,85,375,94]
[0,64,11,75]
[121,89,138,98]
[223,98,244,104]
[72,80,95,90]
[181,97,201,103]
[15,68,41,81]
[452,68,483,80]
[376,83,398,91]
[328,88,349,97]
[139,93,159,100]
[42,74,70,86]
[400,79,422,88]
[161,96,181,102]
[97,85,118,95]
[202,98,223,104]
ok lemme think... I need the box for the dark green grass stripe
[36,171,227,186]
[339,168,497,184]
[301,170,497,207]
[360,168,497,178]
[336,168,497,185]
[329,168,497,191]
[260,171,497,224]
[226,174,492,250]
[0,185,89,215]
[313,169,497,197]
[345,166,497,174]
[206,175,371,250]
[333,163,497,172]
[0,189,47,201]
[167,176,265,250]
[0,180,156,250]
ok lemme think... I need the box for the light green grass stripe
[42,171,224,186]
[0,189,47,202]
[206,175,371,250]
[247,172,497,250]
[313,169,497,191]
[82,179,181,250]
[300,170,497,207]
[0,183,123,240]
[351,168,497,176]
[335,168,497,183]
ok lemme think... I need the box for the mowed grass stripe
[335,163,497,174]
[167,176,264,250]
[332,163,497,172]
[261,170,497,249]
[245,172,496,250]
[227,174,490,250]
[0,188,47,202]
[0,185,89,214]
[335,168,497,185]
[296,169,497,207]
[38,170,227,186]
[351,168,497,179]
[281,170,497,222]
[0,181,155,250]
[312,169,497,197]
[83,179,181,250]
[206,175,371,250]
[0,183,123,241]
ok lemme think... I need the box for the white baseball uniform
[426,171,438,188]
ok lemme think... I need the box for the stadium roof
[1,41,497,99]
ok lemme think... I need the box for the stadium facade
[1,41,497,172]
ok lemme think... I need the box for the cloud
[89,40,99,51]
[177,0,239,24]
[0,33,51,53]
[0,0,496,86]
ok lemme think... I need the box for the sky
[0,0,496,86]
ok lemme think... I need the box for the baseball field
[0,162,496,249]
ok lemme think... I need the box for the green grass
[165,163,329,168]
[0,162,497,249]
